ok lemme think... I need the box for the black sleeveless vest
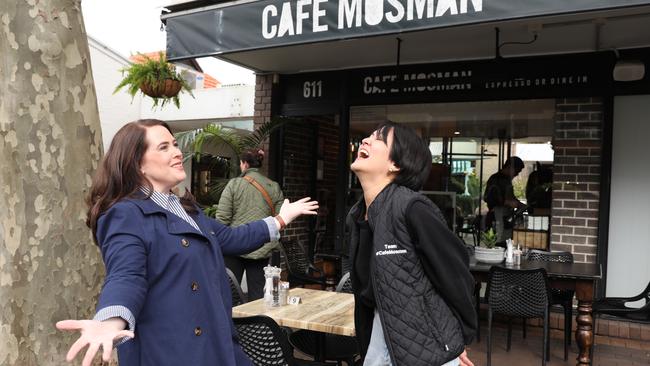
[348,184,465,366]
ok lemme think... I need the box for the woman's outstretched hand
[277,197,319,226]
[459,348,474,366]
[56,318,133,366]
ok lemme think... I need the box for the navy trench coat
[95,197,269,365]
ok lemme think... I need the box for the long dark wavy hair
[86,119,196,241]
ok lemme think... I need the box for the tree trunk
[0,1,104,365]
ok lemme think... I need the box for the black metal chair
[486,267,551,366]
[593,279,650,322]
[233,315,335,366]
[289,273,359,366]
[456,215,479,246]
[525,249,574,361]
[279,239,327,289]
[226,267,248,306]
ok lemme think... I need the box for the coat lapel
[130,198,208,239]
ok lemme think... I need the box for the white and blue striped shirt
[148,189,202,232]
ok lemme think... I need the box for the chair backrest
[336,272,353,294]
[642,281,650,304]
[526,249,574,263]
[233,315,293,366]
[340,254,352,277]
[279,239,311,276]
[226,268,247,306]
[633,280,650,305]
[486,267,550,318]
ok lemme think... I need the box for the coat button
[181,238,189,247]
[194,327,202,336]
[191,282,199,291]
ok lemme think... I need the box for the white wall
[88,37,143,149]
[140,84,255,125]
[607,95,650,304]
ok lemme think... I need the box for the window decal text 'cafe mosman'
[262,0,484,39]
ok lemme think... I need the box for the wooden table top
[232,288,355,336]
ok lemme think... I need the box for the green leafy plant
[175,117,293,212]
[480,228,498,249]
[114,52,194,109]
[176,117,290,167]
[512,175,527,201]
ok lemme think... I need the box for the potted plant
[475,228,505,263]
[114,52,193,108]
[480,228,498,249]
[175,117,292,209]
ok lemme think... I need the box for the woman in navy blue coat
[56,119,318,366]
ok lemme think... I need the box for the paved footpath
[467,324,650,366]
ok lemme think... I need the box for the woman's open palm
[56,319,133,366]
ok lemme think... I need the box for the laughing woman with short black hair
[348,121,477,366]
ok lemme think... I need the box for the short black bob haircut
[375,121,432,191]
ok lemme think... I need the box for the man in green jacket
[216,149,284,300]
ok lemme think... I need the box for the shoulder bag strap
[243,175,276,216]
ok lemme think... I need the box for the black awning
[165,0,650,62]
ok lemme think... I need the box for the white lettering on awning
[262,0,484,39]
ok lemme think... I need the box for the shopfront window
[348,99,556,248]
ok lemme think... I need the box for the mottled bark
[0,1,104,365]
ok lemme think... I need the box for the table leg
[316,332,326,361]
[575,280,595,366]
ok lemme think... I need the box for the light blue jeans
[364,311,460,366]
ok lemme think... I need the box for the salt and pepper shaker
[514,244,522,266]
[279,281,290,306]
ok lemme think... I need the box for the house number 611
[303,80,322,98]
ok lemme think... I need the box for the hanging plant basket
[114,52,194,109]
[139,79,183,98]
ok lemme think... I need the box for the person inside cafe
[483,156,526,243]
[55,119,318,366]
[215,148,285,301]
[525,161,553,215]
[347,121,477,366]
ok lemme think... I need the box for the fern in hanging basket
[114,52,194,109]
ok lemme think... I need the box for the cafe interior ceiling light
[613,60,646,82]
[612,48,645,82]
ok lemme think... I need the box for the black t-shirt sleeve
[406,200,478,344]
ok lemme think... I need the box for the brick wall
[281,121,316,246]
[253,74,314,246]
[278,116,340,253]
[314,117,340,253]
[254,74,274,173]
[551,97,603,263]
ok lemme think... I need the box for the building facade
[162,1,650,349]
